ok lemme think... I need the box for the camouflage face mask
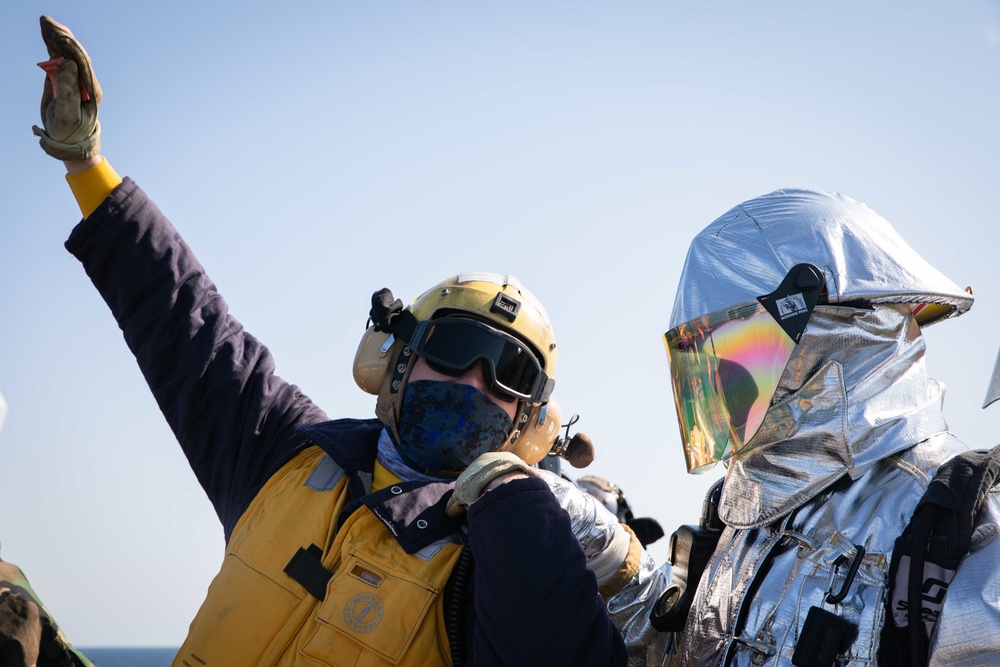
[394,380,514,477]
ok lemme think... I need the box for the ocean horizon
[79,647,179,667]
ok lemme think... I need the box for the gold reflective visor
[664,263,826,473]
[664,300,797,473]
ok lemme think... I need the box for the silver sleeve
[540,470,674,666]
[607,552,673,666]
[537,470,627,561]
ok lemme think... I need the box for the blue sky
[1,0,999,647]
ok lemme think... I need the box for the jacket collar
[296,418,382,473]
[296,418,463,552]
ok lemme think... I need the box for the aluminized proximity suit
[601,189,1000,666]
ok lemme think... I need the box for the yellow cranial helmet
[353,272,561,465]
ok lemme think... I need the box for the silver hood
[667,188,971,526]
[669,189,973,330]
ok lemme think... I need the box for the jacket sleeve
[64,178,328,539]
[466,476,628,667]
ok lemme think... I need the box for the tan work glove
[32,16,102,161]
[445,451,541,517]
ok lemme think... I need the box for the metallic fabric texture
[604,189,999,665]
[669,189,972,329]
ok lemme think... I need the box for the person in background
[31,16,636,667]
[0,390,94,667]
[575,475,664,549]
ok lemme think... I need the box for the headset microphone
[562,433,595,468]
[548,414,595,468]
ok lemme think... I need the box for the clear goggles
[663,264,824,473]
[408,318,550,403]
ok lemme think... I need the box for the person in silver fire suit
[604,189,1000,666]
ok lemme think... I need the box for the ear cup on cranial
[353,327,394,395]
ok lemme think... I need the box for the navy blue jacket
[65,178,626,666]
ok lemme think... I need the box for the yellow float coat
[172,446,464,667]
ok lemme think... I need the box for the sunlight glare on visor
[664,301,796,473]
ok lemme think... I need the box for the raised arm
[33,16,327,539]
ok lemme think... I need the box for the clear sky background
[1,0,998,648]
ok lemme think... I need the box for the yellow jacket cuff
[65,157,123,218]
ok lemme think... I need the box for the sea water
[79,647,179,667]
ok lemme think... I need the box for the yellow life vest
[172,446,464,667]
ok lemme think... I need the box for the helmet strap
[508,401,534,444]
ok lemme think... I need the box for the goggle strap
[387,345,413,395]
[393,310,418,345]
